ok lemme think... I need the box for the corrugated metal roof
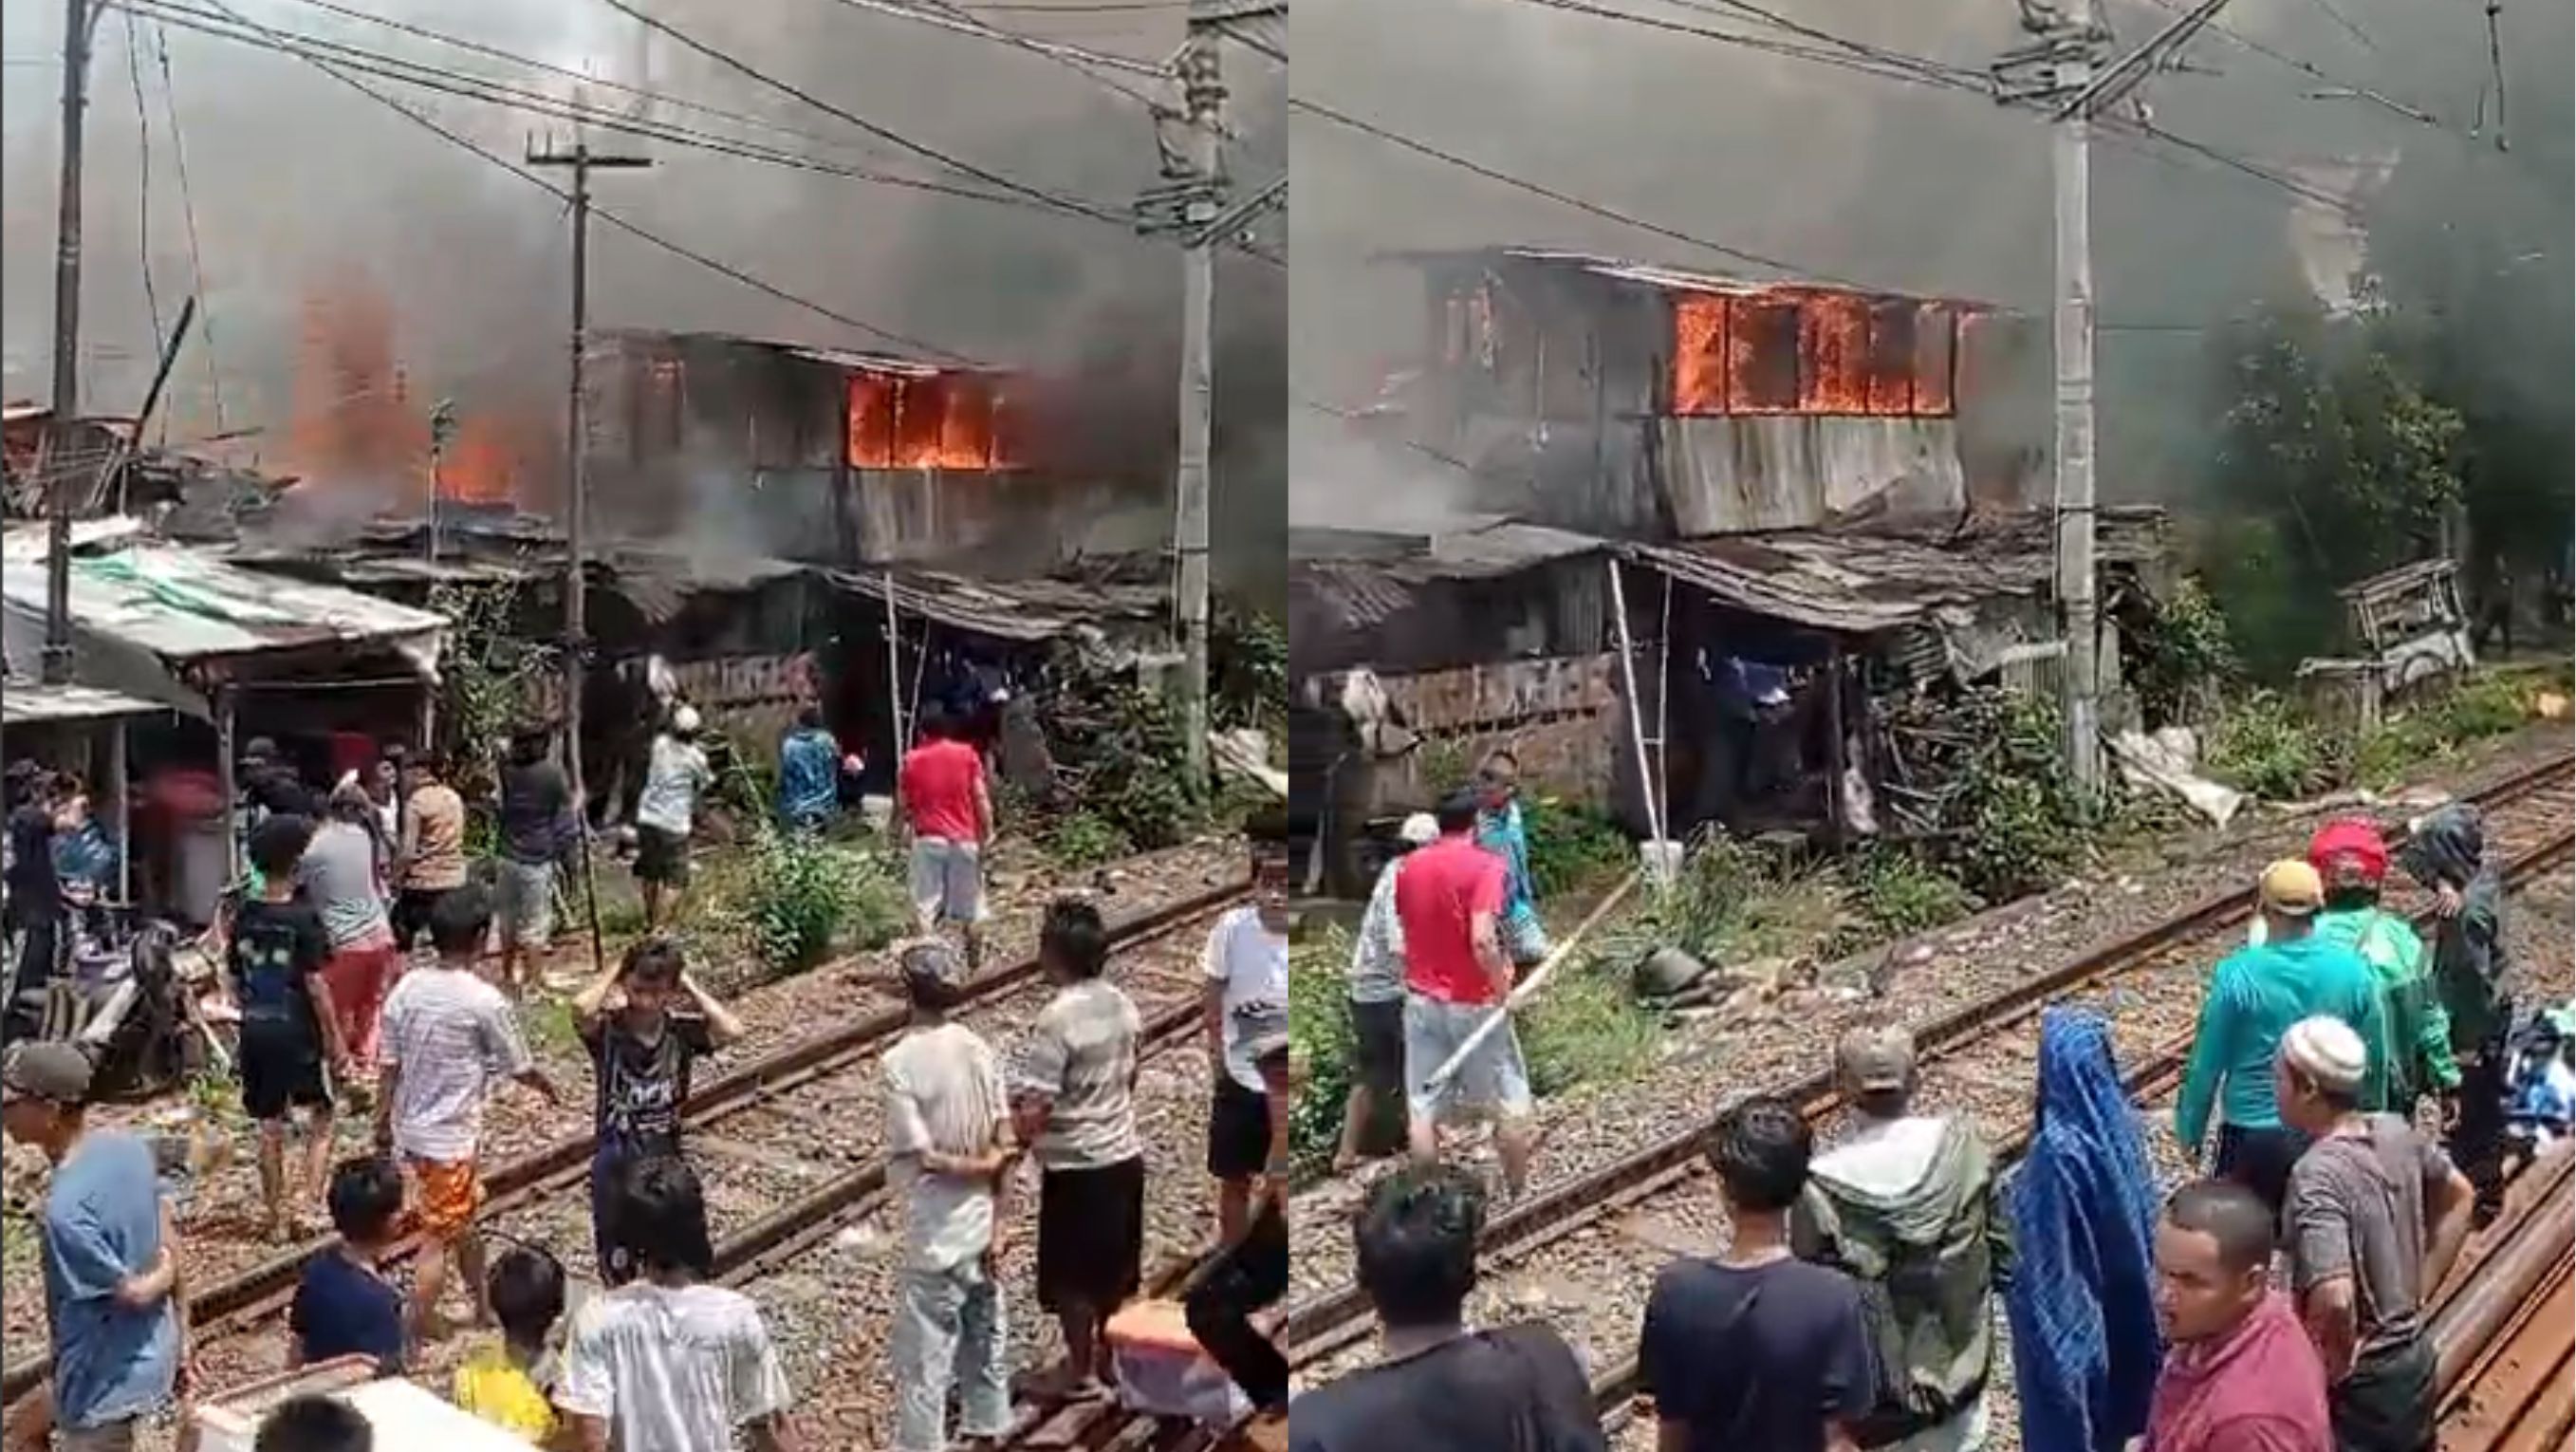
[1290,520,1609,633]
[2,680,167,725]
[1381,247,2017,313]
[1630,509,2163,635]
[1,519,449,666]
[827,568,1166,642]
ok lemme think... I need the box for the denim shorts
[1403,992,1533,1122]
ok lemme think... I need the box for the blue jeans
[888,1260,1010,1452]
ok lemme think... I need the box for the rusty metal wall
[1655,416,1967,534]
[844,470,1163,573]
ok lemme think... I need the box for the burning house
[590,330,1164,572]
[1370,247,2048,539]
[1292,249,2159,894]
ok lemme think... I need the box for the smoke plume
[1,0,1285,595]
[1288,0,2569,532]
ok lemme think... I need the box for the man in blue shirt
[776,706,843,834]
[2175,860,2385,1221]
[1,1042,183,1451]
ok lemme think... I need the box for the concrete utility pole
[41,0,95,686]
[1170,15,1225,789]
[2053,0,2103,801]
[526,140,650,810]
[1994,0,2232,800]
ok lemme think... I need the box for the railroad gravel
[0,834,1246,1375]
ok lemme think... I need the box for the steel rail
[0,875,1250,1405]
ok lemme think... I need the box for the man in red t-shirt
[899,705,994,969]
[2143,1179,2333,1452]
[1392,791,1536,1197]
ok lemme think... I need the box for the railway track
[0,874,1250,1406]
[1166,749,2572,1452]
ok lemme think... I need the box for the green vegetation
[1517,957,1663,1098]
[424,580,546,801]
[735,829,906,975]
[1521,796,1632,902]
[1287,926,1360,1173]
[2205,689,2346,801]
[1046,811,1128,869]
[521,995,582,1059]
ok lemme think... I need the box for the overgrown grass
[1517,957,1662,1097]
[2207,668,2557,800]
[521,996,582,1059]
[683,829,907,982]
[1288,925,1360,1175]
[2350,670,2561,791]
[2205,689,2347,800]
[1047,811,1129,868]
[1522,796,1632,903]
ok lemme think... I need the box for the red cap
[2308,817,2389,887]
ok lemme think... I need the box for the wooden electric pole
[526,140,650,810]
[41,0,96,686]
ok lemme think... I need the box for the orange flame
[1797,290,1870,414]
[279,275,550,512]
[847,371,1006,471]
[1669,288,1961,419]
[1672,296,1727,414]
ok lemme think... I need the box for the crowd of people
[1294,804,2542,1452]
[1,689,1311,1450]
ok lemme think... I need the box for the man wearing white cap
[2275,1015,2475,1452]
[1335,812,1439,1173]
[634,704,713,932]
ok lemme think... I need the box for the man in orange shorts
[376,885,558,1340]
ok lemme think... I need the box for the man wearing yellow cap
[2175,861,2387,1220]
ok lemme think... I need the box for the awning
[2,680,168,726]
[1,517,449,717]
[825,568,1165,643]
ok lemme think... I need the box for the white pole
[1606,558,1664,847]
[2054,0,2103,800]
[1422,872,1639,1094]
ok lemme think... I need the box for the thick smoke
[1288,0,2568,531]
[1,0,1284,595]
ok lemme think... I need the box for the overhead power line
[171,0,984,363]
[1289,96,1863,287]
[266,0,923,165]
[117,0,1118,220]
[587,0,1128,225]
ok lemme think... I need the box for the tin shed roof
[2,518,449,670]
[2,679,168,725]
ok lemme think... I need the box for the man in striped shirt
[374,885,559,1341]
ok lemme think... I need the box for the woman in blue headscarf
[2009,1006,2164,1452]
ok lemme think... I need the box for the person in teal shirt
[2176,859,2385,1221]
[1473,751,1550,967]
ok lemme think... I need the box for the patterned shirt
[1013,979,1145,1170]
[1347,856,1410,1004]
[380,964,534,1162]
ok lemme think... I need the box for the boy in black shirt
[568,936,745,1284]
[1288,1163,1603,1452]
[226,815,351,1242]
[1639,1096,1877,1452]
[289,1154,408,1374]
